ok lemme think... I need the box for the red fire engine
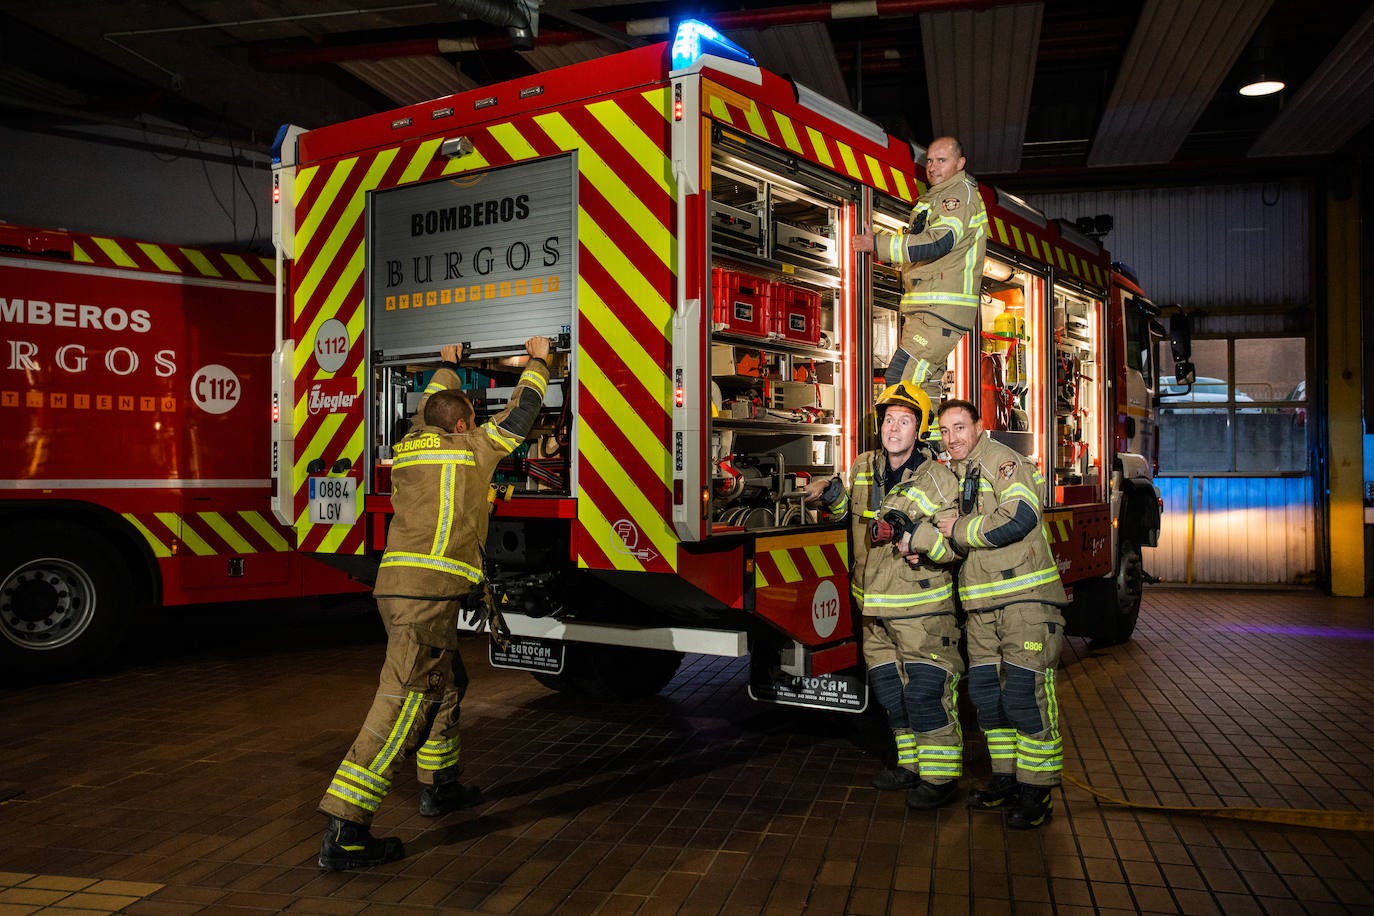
[270,22,1181,710]
[0,223,365,677]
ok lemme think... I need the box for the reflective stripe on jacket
[947,435,1067,611]
[375,359,550,601]
[874,170,988,325]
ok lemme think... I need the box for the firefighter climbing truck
[0,223,366,678]
[270,21,1170,710]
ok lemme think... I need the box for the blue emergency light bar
[670,19,755,72]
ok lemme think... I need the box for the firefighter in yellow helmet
[935,398,1067,829]
[854,136,988,403]
[804,381,964,808]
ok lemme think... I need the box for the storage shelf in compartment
[712,331,840,360]
[710,247,841,290]
[714,418,841,434]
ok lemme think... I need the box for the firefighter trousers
[885,307,975,403]
[965,601,1064,788]
[864,613,964,784]
[319,598,469,826]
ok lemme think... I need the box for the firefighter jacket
[374,358,550,608]
[818,449,953,614]
[865,458,961,617]
[873,169,988,330]
[946,435,1067,612]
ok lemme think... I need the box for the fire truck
[0,223,366,678]
[271,22,1180,710]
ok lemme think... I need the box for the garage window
[1156,336,1307,475]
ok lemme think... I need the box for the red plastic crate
[771,283,822,345]
[712,267,772,339]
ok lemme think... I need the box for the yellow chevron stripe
[222,253,260,282]
[400,138,443,184]
[94,237,136,268]
[200,512,254,553]
[741,99,767,138]
[157,511,212,555]
[803,544,835,578]
[642,87,672,121]
[578,212,674,327]
[578,343,670,479]
[590,97,674,195]
[297,246,364,382]
[707,94,733,124]
[864,155,888,192]
[770,548,802,583]
[773,111,803,153]
[490,121,539,160]
[579,421,676,569]
[836,142,861,180]
[574,486,644,572]
[804,126,833,168]
[123,514,172,558]
[892,169,911,201]
[441,146,492,173]
[241,511,291,551]
[292,410,345,477]
[180,247,222,278]
[755,565,770,589]
[138,243,179,273]
[538,112,674,271]
[1027,234,1039,260]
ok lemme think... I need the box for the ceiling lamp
[1239,72,1285,97]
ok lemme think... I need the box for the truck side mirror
[1168,311,1194,385]
[1173,359,1196,387]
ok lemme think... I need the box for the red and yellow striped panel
[122,510,292,558]
[69,234,274,284]
[754,529,849,590]
[702,81,916,203]
[1042,510,1074,546]
[291,87,679,571]
[987,215,1109,289]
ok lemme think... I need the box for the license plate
[308,476,356,525]
[489,635,564,674]
[748,669,868,713]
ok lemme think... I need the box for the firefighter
[804,381,964,808]
[317,336,551,870]
[855,136,988,404]
[934,398,1067,829]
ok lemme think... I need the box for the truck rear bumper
[457,613,748,657]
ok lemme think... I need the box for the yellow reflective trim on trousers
[960,566,1062,601]
[1046,667,1059,730]
[368,690,425,777]
[985,728,1017,760]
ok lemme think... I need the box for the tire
[0,523,131,680]
[1073,540,1143,646]
[533,643,684,698]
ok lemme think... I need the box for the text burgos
[2,298,175,376]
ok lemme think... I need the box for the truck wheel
[0,525,129,679]
[534,644,684,698]
[1077,540,1143,646]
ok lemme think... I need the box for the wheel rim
[0,557,98,651]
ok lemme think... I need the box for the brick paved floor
[2,586,1373,914]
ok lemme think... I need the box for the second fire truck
[270,22,1180,710]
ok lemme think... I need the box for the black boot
[872,766,918,790]
[318,816,404,870]
[1008,783,1055,829]
[419,769,483,817]
[966,773,1019,810]
[906,779,959,810]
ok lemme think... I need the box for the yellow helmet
[875,380,931,438]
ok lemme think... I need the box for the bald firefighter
[318,336,551,870]
[855,136,988,403]
[935,398,1066,829]
[805,382,964,808]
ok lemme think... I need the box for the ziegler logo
[307,379,360,415]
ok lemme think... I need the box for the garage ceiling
[2,0,1371,189]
